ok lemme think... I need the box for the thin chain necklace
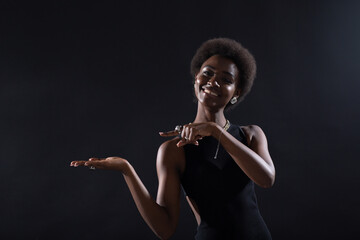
[214,119,230,159]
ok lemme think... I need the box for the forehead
[200,55,239,76]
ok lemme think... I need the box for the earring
[230,97,237,104]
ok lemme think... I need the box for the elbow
[155,230,174,240]
[261,177,275,188]
[258,170,276,189]
[150,208,177,240]
[153,224,176,240]
[157,235,170,240]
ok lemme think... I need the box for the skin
[70,55,275,240]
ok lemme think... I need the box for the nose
[207,76,220,87]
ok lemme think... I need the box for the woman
[71,38,275,239]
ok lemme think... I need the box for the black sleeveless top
[181,124,272,240]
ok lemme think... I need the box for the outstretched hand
[159,122,216,147]
[70,157,129,173]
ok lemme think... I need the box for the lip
[201,86,219,97]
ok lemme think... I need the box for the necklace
[223,119,230,131]
[214,119,230,159]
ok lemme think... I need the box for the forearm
[213,126,275,188]
[121,162,174,239]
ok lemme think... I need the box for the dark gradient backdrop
[1,1,360,239]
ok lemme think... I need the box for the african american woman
[70,38,275,240]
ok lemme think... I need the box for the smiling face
[194,55,240,110]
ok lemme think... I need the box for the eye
[202,70,213,77]
[222,78,233,84]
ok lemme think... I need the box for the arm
[162,122,275,188]
[214,124,275,188]
[122,142,182,239]
[70,140,183,239]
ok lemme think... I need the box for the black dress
[181,124,272,240]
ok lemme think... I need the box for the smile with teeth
[203,88,219,97]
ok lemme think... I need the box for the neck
[193,103,227,127]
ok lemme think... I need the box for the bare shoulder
[157,137,186,173]
[240,125,267,146]
[241,124,265,135]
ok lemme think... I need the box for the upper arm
[243,125,275,174]
[155,139,184,229]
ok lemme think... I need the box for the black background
[1,0,360,239]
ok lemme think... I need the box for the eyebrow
[203,65,235,78]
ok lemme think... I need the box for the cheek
[224,85,236,96]
[194,77,206,92]
[194,79,201,97]
[196,74,210,84]
[194,79,201,90]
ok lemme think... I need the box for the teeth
[204,89,218,96]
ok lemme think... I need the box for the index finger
[159,130,180,137]
[70,160,87,167]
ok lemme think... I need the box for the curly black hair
[190,38,256,107]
